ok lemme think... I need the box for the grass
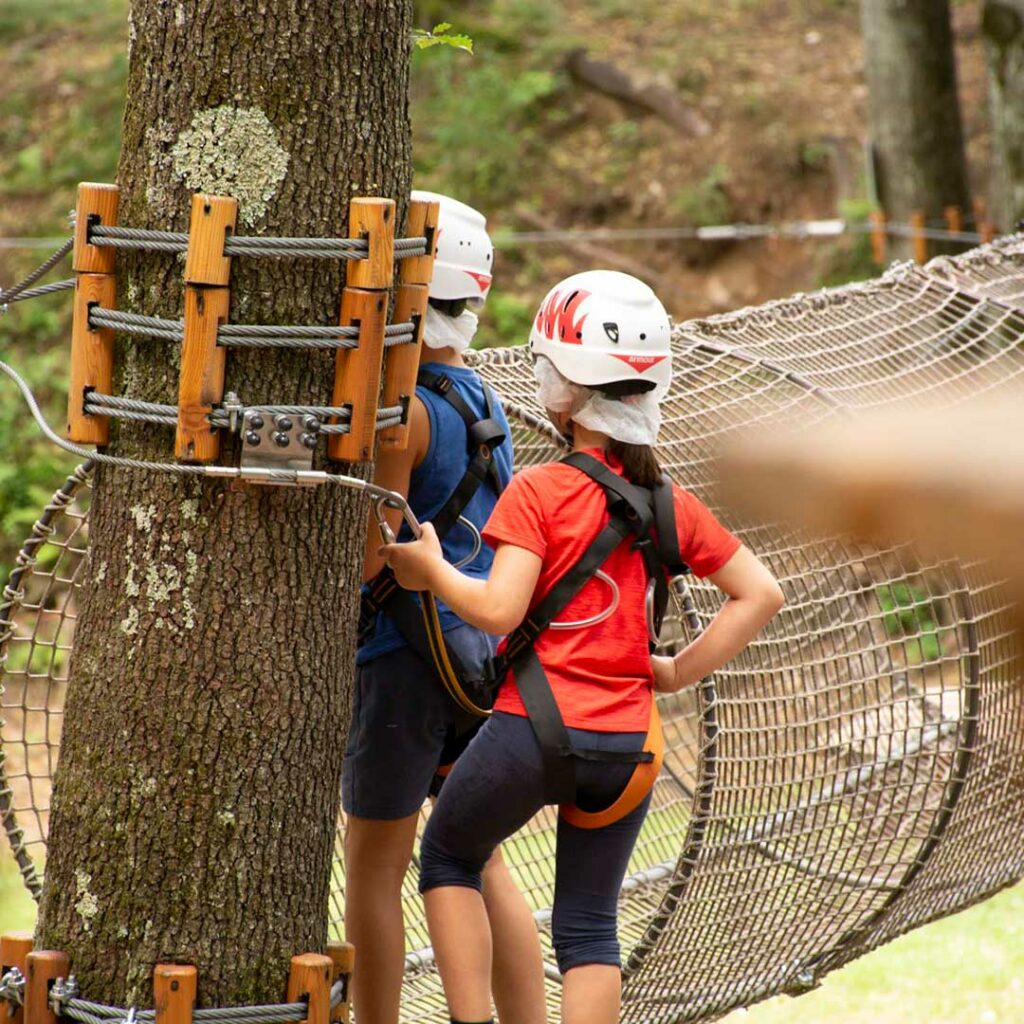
[0,850,36,933]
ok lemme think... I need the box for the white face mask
[532,356,665,446]
[422,303,479,354]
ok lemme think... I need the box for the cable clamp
[222,391,244,435]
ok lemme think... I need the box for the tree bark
[36,0,412,1009]
[861,0,971,255]
[983,0,1024,230]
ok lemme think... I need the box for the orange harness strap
[559,699,664,830]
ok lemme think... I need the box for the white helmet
[412,190,494,302]
[529,270,672,390]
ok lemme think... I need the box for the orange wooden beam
[176,194,237,462]
[1,934,34,1024]
[286,954,332,1024]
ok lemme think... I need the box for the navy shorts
[342,625,495,820]
[419,710,651,973]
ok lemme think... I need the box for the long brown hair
[608,439,661,488]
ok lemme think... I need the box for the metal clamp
[239,409,321,480]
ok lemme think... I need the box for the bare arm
[652,545,784,693]
[361,397,430,582]
[383,525,542,636]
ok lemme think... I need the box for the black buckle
[436,373,453,394]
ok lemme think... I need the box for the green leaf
[412,24,473,54]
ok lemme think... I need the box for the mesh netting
[2,238,1024,1023]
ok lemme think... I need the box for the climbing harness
[492,451,690,829]
[360,369,508,719]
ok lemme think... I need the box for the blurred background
[1,1,1022,1021]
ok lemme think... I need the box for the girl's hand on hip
[382,522,443,591]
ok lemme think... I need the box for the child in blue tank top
[341,192,545,1024]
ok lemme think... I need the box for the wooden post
[1,934,33,1024]
[24,951,68,1024]
[176,194,237,462]
[326,941,355,1024]
[375,197,438,452]
[909,210,928,264]
[974,197,996,244]
[869,209,887,265]
[286,954,332,1024]
[328,288,388,463]
[397,196,440,290]
[944,205,962,237]
[345,198,395,290]
[68,183,119,444]
[376,284,427,451]
[72,182,119,275]
[154,964,196,1024]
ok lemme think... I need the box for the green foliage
[875,583,943,663]
[412,22,474,54]
[670,163,733,227]
[476,291,534,349]
[411,0,567,206]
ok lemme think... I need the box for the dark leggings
[419,711,651,974]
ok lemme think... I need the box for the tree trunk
[35,0,412,1009]
[983,0,1024,231]
[861,0,971,255]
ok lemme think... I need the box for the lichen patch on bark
[171,107,290,225]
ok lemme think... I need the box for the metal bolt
[302,415,321,433]
[245,431,261,446]
[249,414,264,431]
[272,431,290,448]
[299,432,318,450]
[274,415,293,432]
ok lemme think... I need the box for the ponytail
[608,438,661,488]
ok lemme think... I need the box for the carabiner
[549,570,620,630]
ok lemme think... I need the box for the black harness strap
[417,369,506,540]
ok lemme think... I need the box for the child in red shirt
[385,270,783,1024]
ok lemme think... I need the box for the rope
[0,237,73,307]
[89,225,427,260]
[89,308,184,341]
[1,278,75,304]
[85,309,415,351]
[47,979,347,1024]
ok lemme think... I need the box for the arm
[361,396,430,582]
[383,527,542,636]
[652,545,784,693]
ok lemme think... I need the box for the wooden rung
[399,198,440,286]
[328,287,388,463]
[286,954,332,1024]
[1,934,34,1024]
[944,205,963,235]
[176,286,230,462]
[326,942,355,1024]
[909,210,928,264]
[25,951,69,1024]
[377,284,427,452]
[184,194,238,287]
[154,964,196,1024]
[68,273,117,444]
[346,198,395,290]
[73,183,119,274]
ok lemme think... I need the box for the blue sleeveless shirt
[356,361,514,665]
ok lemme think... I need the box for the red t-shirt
[483,449,742,732]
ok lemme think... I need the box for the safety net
[3,238,1024,1022]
